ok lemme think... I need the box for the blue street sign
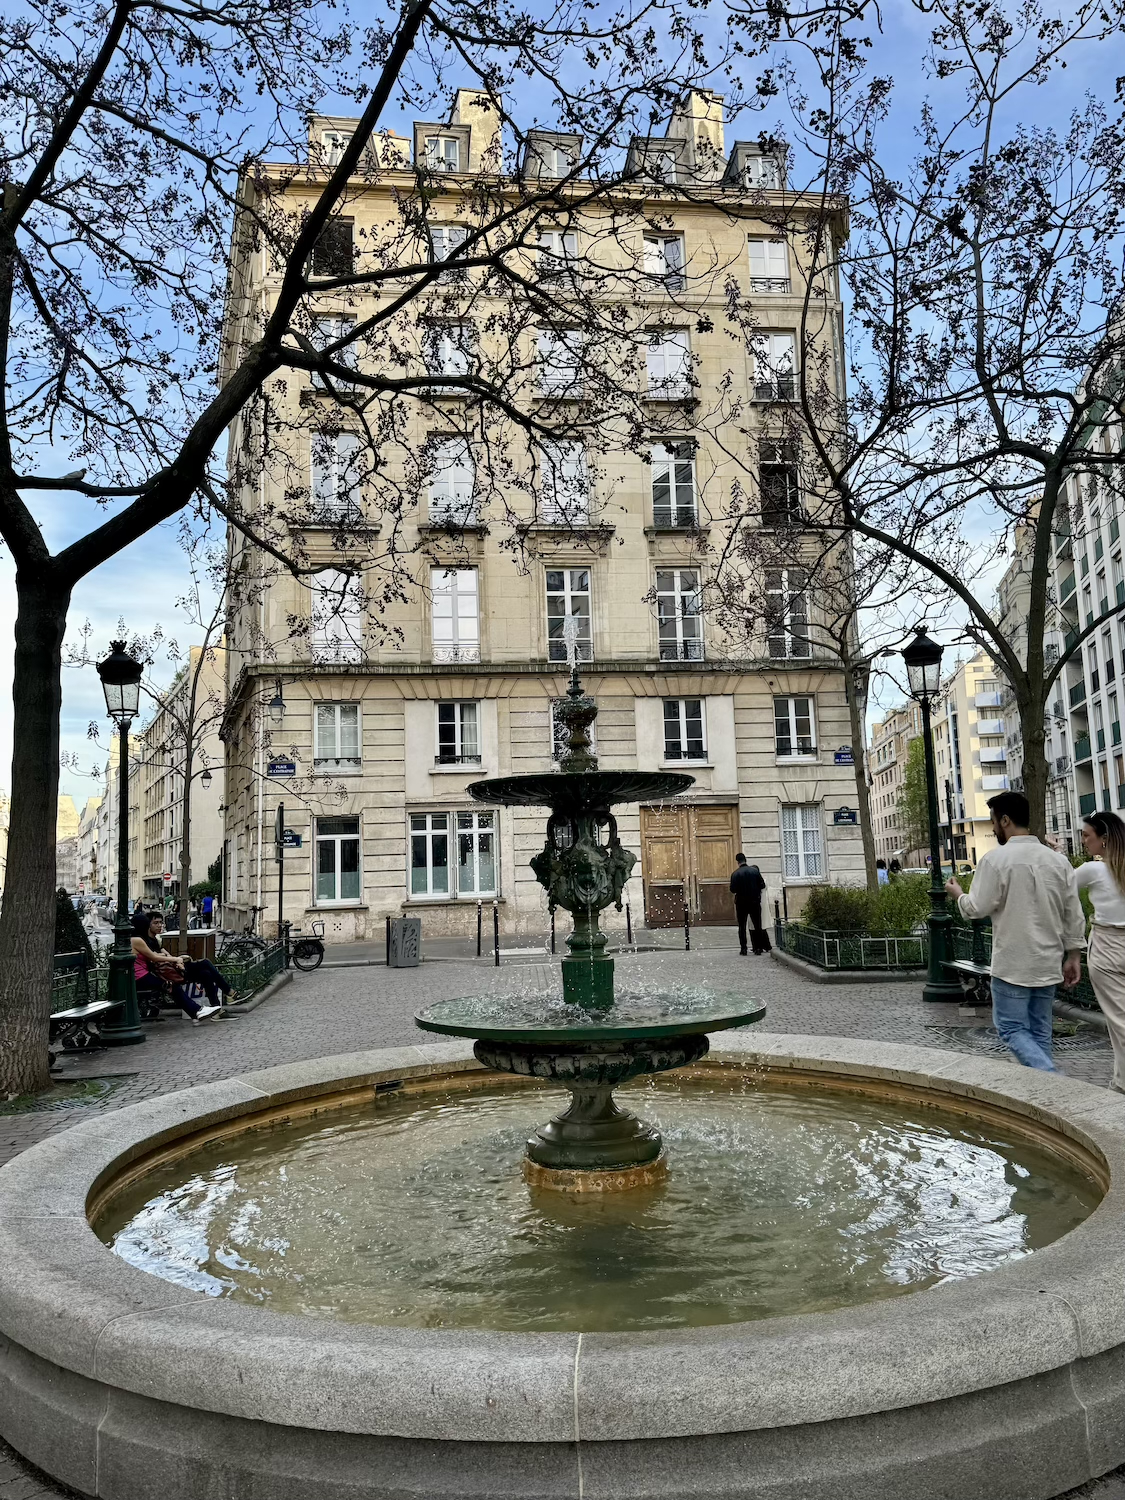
[281,830,302,848]
[833,746,855,766]
[833,807,859,825]
[268,758,296,777]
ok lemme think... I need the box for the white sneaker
[194,1005,221,1022]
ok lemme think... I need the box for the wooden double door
[640,804,740,927]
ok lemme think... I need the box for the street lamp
[95,640,146,1046]
[267,680,285,726]
[200,767,213,790]
[902,626,962,1002]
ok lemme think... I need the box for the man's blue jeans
[990,978,1059,1072]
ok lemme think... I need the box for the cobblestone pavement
[0,946,1120,1497]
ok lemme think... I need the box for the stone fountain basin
[2,1034,1125,1500]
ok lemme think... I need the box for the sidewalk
[323,924,743,967]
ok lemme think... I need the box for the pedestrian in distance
[876,859,889,886]
[730,853,770,957]
[1077,811,1125,1093]
[946,791,1084,1072]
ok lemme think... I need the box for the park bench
[943,920,993,1010]
[49,951,119,1056]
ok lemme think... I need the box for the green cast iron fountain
[416,651,765,1188]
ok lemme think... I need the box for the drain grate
[924,1024,1110,1056]
[0,1077,132,1115]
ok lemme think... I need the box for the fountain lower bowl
[2,1036,1125,1500]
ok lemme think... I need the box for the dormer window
[744,154,780,189]
[425,135,461,172]
[542,144,574,177]
[320,130,352,166]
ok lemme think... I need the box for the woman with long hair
[1078,811,1125,1091]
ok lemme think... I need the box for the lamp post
[903,627,962,1003]
[96,640,146,1045]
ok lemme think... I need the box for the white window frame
[546,568,592,662]
[424,135,461,172]
[765,568,810,659]
[752,332,797,401]
[314,702,362,772]
[656,568,703,662]
[315,815,362,905]
[748,237,790,292]
[311,430,363,526]
[538,229,578,284]
[540,441,589,525]
[455,810,497,897]
[410,812,451,898]
[759,441,801,526]
[780,803,824,880]
[310,569,364,663]
[409,810,498,898]
[430,568,480,663]
[541,143,574,177]
[310,315,357,389]
[663,698,706,762]
[645,329,690,398]
[320,130,352,166]
[430,225,468,281]
[744,154,781,189]
[425,323,473,389]
[435,701,482,766]
[651,441,697,527]
[427,437,477,526]
[774,695,817,759]
[538,328,584,396]
[643,234,686,291]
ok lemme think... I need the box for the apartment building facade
[95,736,142,901]
[75,797,101,894]
[930,652,1006,868]
[219,90,864,940]
[869,703,924,865]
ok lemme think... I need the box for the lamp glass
[201,768,213,789]
[902,628,944,703]
[96,640,143,723]
[268,683,285,726]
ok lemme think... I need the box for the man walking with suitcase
[730,853,770,956]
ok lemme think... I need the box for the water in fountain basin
[97,1073,1100,1333]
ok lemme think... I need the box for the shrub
[869,875,932,936]
[54,888,93,962]
[800,884,875,933]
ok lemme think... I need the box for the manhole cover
[924,1024,1110,1056]
[0,1077,132,1115]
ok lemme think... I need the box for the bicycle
[217,925,269,964]
[286,919,325,972]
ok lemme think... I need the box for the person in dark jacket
[730,853,770,956]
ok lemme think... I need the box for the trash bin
[389,917,421,968]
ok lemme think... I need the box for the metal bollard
[684,902,691,952]
[625,901,633,946]
[550,909,556,954]
[781,885,789,924]
[493,900,500,966]
[385,914,391,967]
[476,901,483,958]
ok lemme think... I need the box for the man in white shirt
[946,791,1084,1072]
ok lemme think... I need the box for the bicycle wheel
[291,941,324,972]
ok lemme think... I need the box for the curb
[226,969,293,1013]
[770,947,928,986]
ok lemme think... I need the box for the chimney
[452,89,502,171]
[666,90,725,178]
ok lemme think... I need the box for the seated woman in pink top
[131,909,221,1024]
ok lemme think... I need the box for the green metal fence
[51,939,287,1013]
[216,941,287,999]
[777,923,926,971]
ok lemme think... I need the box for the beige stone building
[218,91,863,940]
[869,703,924,865]
[95,736,141,903]
[76,797,101,894]
[931,652,1006,868]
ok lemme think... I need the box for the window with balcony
[765,567,810,658]
[651,441,696,527]
[538,328,585,396]
[539,441,589,525]
[538,229,578,285]
[747,237,790,292]
[429,225,468,281]
[780,803,823,879]
[310,569,364,662]
[643,234,685,292]
[314,703,361,772]
[315,816,361,903]
[752,332,796,400]
[424,323,474,390]
[1095,701,1106,752]
[427,438,476,526]
[663,699,706,761]
[656,568,703,661]
[310,315,357,389]
[645,329,690,398]
[774,695,816,758]
[310,430,363,526]
[546,568,591,661]
[436,702,481,765]
[759,441,800,526]
[424,135,461,172]
[431,568,480,663]
[309,218,354,277]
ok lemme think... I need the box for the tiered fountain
[415,653,764,1190]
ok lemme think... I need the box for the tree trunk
[1019,690,1051,842]
[845,657,879,891]
[0,573,72,1096]
[177,743,193,938]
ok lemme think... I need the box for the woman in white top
[1077,811,1125,1090]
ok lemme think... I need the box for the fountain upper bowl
[467,769,694,810]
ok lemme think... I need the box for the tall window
[410,811,497,897]
[752,332,796,400]
[744,154,781,188]
[311,315,356,388]
[759,441,800,526]
[538,329,584,396]
[643,234,685,291]
[651,442,696,527]
[774,695,816,758]
[429,225,467,281]
[747,238,790,292]
[311,431,363,524]
[645,329,690,398]
[540,442,589,525]
[424,135,460,171]
[780,804,823,878]
[765,568,809,658]
[310,569,364,662]
[310,219,354,277]
[656,568,703,661]
[538,229,578,284]
[427,438,476,525]
[436,701,481,764]
[546,568,592,661]
[425,324,473,388]
[314,703,361,771]
[431,568,480,663]
[663,699,706,761]
[315,816,361,903]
